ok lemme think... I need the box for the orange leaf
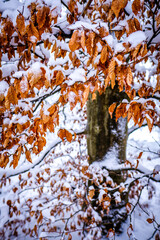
[16,14,25,36]
[13,154,19,169]
[56,71,64,85]
[126,202,132,213]
[108,103,117,118]
[86,32,95,56]
[88,189,95,200]
[92,92,97,101]
[126,67,133,86]
[111,0,128,18]
[101,45,108,64]
[146,116,153,132]
[25,150,32,163]
[37,212,43,224]
[137,151,143,159]
[146,218,153,224]
[13,146,22,169]
[37,6,47,29]
[81,31,85,51]
[69,30,80,51]
[65,130,72,143]
[58,129,72,142]
[108,59,116,89]
[5,86,18,109]
[132,0,141,15]
[82,84,90,107]
[156,13,160,28]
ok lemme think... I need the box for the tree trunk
[87,86,128,165]
[87,86,128,232]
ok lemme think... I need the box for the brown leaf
[105,75,110,88]
[126,67,133,86]
[25,149,32,163]
[154,75,160,92]
[111,0,128,18]
[155,13,160,28]
[5,86,18,109]
[69,30,80,51]
[108,59,116,89]
[58,129,66,142]
[28,71,41,87]
[58,129,72,142]
[56,71,64,85]
[82,84,90,107]
[92,92,97,101]
[37,212,43,224]
[109,103,117,118]
[26,22,39,41]
[126,202,132,213]
[137,151,143,159]
[81,31,85,51]
[146,116,153,132]
[132,0,141,15]
[16,14,25,36]
[101,45,108,64]
[20,76,29,97]
[146,218,153,224]
[13,153,20,169]
[38,138,46,152]
[65,130,72,143]
[37,6,47,29]
[86,32,95,56]
[132,43,141,59]
[88,189,95,200]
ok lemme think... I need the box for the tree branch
[0,139,62,179]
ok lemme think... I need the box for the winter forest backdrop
[0,0,160,239]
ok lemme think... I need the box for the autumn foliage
[0,0,160,239]
[0,0,159,168]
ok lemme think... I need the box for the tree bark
[87,86,128,232]
[87,86,128,165]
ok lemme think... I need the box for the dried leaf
[155,13,160,28]
[146,218,153,224]
[69,30,80,51]
[56,71,64,85]
[92,92,97,101]
[88,189,95,200]
[16,14,25,36]
[132,0,141,15]
[37,6,47,29]
[111,0,128,18]
[126,202,132,213]
[101,45,108,64]
[154,75,160,92]
[65,130,72,143]
[5,86,18,109]
[82,84,90,107]
[108,59,116,89]
[86,32,95,56]
[146,116,153,132]
[109,103,117,118]
[25,149,32,163]
[58,129,72,142]
[37,212,43,224]
[126,67,133,86]
[81,31,85,51]
[137,151,143,159]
